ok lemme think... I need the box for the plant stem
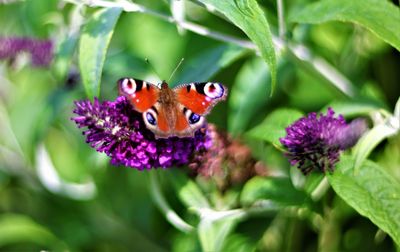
[311,176,330,201]
[277,0,286,39]
[62,0,356,97]
[149,171,194,233]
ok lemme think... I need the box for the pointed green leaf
[53,4,84,81]
[79,7,122,99]
[323,100,383,118]
[247,108,303,147]
[240,176,313,209]
[166,170,210,209]
[149,172,194,233]
[328,156,400,246]
[228,58,271,135]
[290,0,400,51]
[222,233,256,252]
[173,44,247,85]
[197,0,277,94]
[54,33,79,81]
[197,209,245,252]
[353,119,398,171]
[0,214,65,249]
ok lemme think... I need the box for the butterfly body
[118,78,227,138]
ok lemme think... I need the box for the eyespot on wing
[174,82,227,115]
[117,78,160,112]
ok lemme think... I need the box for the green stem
[63,0,356,97]
[62,0,356,98]
[149,171,194,233]
[311,176,330,201]
[276,0,286,39]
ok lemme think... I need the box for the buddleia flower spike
[280,108,367,175]
[72,96,212,170]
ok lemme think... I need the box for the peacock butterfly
[118,78,227,138]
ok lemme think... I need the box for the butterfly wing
[174,82,227,115]
[118,78,159,112]
[119,79,227,138]
[171,82,227,137]
[118,78,171,136]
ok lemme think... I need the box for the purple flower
[0,37,53,67]
[189,125,268,190]
[72,96,212,170]
[280,108,367,174]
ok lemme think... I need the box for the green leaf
[240,177,313,208]
[394,97,400,121]
[197,209,245,252]
[149,172,194,233]
[0,214,64,249]
[327,156,400,246]
[172,231,201,252]
[323,100,384,118]
[197,0,277,93]
[228,58,271,135]
[198,218,238,252]
[289,167,327,200]
[54,34,79,81]
[353,119,398,171]
[304,173,326,199]
[79,7,122,99]
[7,69,54,157]
[166,170,210,209]
[173,44,247,85]
[35,143,96,201]
[45,128,88,183]
[170,0,185,34]
[290,0,400,51]
[53,4,84,81]
[221,233,256,252]
[247,108,303,147]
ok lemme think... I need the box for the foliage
[0,0,399,251]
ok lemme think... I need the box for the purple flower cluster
[189,124,268,190]
[0,37,53,67]
[72,96,212,170]
[280,108,367,174]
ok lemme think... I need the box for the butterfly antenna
[168,58,185,82]
[145,58,163,81]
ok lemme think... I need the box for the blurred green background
[0,0,399,251]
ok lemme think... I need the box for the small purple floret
[72,96,212,170]
[280,108,367,174]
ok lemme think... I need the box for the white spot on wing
[122,78,137,95]
[204,82,224,98]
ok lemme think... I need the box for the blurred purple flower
[0,36,53,67]
[280,108,367,175]
[190,124,268,190]
[72,96,212,170]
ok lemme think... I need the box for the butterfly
[118,78,227,138]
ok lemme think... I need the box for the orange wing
[174,82,227,115]
[155,108,170,134]
[118,78,159,112]
[175,112,189,132]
